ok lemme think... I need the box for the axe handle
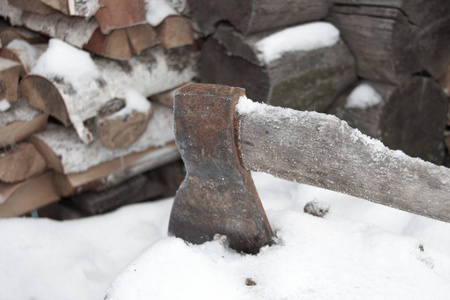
[237,99,450,223]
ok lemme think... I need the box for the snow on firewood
[32,39,101,90]
[0,99,10,112]
[0,99,41,127]
[5,39,41,73]
[145,0,177,26]
[345,83,383,109]
[112,89,152,119]
[255,22,340,63]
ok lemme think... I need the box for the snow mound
[0,99,10,111]
[31,39,101,90]
[255,22,340,63]
[346,83,383,109]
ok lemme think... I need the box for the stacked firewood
[191,0,450,165]
[0,0,196,218]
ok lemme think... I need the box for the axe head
[168,83,274,254]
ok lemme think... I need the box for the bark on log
[0,40,46,77]
[0,57,21,103]
[8,0,56,15]
[0,0,98,48]
[95,0,146,34]
[0,26,48,46]
[30,103,175,175]
[40,0,100,18]
[156,15,193,49]
[95,98,154,149]
[0,172,59,218]
[200,25,356,112]
[328,78,448,164]
[236,97,450,223]
[187,0,331,35]
[21,46,197,143]
[0,99,48,147]
[328,0,450,83]
[0,142,46,183]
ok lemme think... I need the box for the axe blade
[168,83,273,254]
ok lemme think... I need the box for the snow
[112,89,152,119]
[346,83,383,109]
[0,99,10,112]
[255,22,340,63]
[68,0,100,18]
[31,39,101,90]
[1,173,450,300]
[0,99,41,127]
[145,0,177,26]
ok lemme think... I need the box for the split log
[0,26,48,46]
[95,98,154,149]
[40,0,99,18]
[0,57,21,103]
[0,172,59,218]
[7,0,56,15]
[30,103,175,175]
[200,24,356,112]
[327,78,448,164]
[0,99,48,147]
[21,46,197,143]
[84,28,132,61]
[0,40,47,77]
[0,142,46,183]
[126,24,159,55]
[187,0,331,35]
[95,0,146,34]
[0,0,98,48]
[328,0,450,83]
[156,16,193,49]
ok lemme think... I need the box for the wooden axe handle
[237,97,450,223]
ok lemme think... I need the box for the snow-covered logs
[0,40,46,76]
[327,0,450,83]
[327,78,448,165]
[200,24,356,112]
[188,0,331,35]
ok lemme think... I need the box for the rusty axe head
[168,83,273,254]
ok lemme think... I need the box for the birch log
[21,46,197,143]
[8,0,56,15]
[236,98,450,223]
[328,0,450,83]
[40,0,99,18]
[95,0,146,34]
[0,99,48,147]
[0,172,59,218]
[156,16,193,49]
[0,142,46,182]
[188,0,331,35]
[0,40,46,77]
[327,78,448,165]
[0,57,21,103]
[0,26,48,46]
[200,25,356,112]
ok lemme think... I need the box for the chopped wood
[53,143,179,196]
[200,25,356,112]
[328,0,450,83]
[0,99,48,147]
[156,15,193,49]
[30,103,174,174]
[237,97,450,223]
[0,0,98,48]
[0,26,48,46]
[0,40,47,77]
[95,0,146,34]
[39,0,100,17]
[7,0,56,15]
[126,24,159,55]
[188,0,331,35]
[84,28,132,61]
[95,98,154,149]
[0,172,59,218]
[327,78,448,164]
[0,57,21,103]
[39,0,69,15]
[21,46,197,143]
[0,142,46,183]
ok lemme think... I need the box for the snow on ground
[1,173,450,300]
[255,22,340,63]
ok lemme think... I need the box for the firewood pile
[0,0,196,218]
[191,0,450,166]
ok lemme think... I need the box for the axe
[168,83,450,254]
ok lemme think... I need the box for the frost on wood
[0,98,40,127]
[236,96,450,223]
[32,104,174,174]
[0,0,98,48]
[255,22,340,63]
[145,0,177,26]
[345,83,383,109]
